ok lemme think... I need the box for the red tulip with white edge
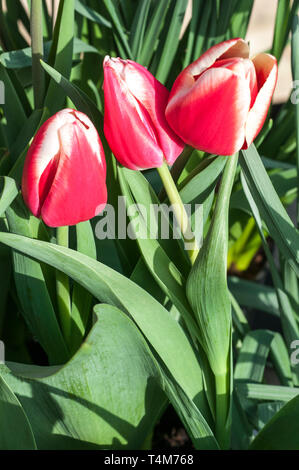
[165,38,278,156]
[103,56,184,170]
[22,108,107,227]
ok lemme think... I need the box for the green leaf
[0,66,27,147]
[0,177,18,216]
[241,169,299,383]
[102,0,133,58]
[5,200,69,365]
[0,306,166,449]
[235,330,275,383]
[240,145,299,277]
[118,166,199,342]
[155,0,188,83]
[272,0,299,63]
[44,0,75,113]
[291,13,299,226]
[187,154,238,448]
[0,375,37,450]
[0,231,209,419]
[129,0,151,60]
[75,0,111,28]
[237,383,299,402]
[250,395,299,450]
[138,0,170,67]
[0,38,99,69]
[179,155,227,205]
[40,60,103,130]
[70,221,97,352]
[228,276,280,317]
[187,155,237,377]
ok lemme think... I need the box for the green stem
[31,0,45,109]
[210,153,238,449]
[157,160,199,264]
[56,226,72,347]
[215,372,229,449]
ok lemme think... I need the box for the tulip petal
[244,53,278,147]
[41,120,107,227]
[103,58,183,169]
[22,111,69,218]
[168,38,249,106]
[104,63,164,170]
[166,67,251,155]
[124,61,184,165]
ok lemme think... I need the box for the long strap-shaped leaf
[240,145,299,277]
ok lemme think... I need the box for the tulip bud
[103,56,184,170]
[166,38,278,155]
[22,109,107,227]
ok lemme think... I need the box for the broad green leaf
[0,231,209,418]
[0,375,36,450]
[257,401,284,429]
[0,306,166,449]
[250,395,299,450]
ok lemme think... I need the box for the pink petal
[103,61,164,170]
[41,119,107,227]
[103,57,183,169]
[22,109,106,227]
[22,109,72,218]
[166,67,251,155]
[168,38,249,107]
[124,61,184,165]
[244,53,278,147]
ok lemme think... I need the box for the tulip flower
[103,56,184,170]
[166,38,278,155]
[22,109,107,227]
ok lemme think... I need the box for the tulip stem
[157,160,199,264]
[215,371,230,449]
[30,0,45,109]
[56,226,72,349]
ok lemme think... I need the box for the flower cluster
[22,38,277,227]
